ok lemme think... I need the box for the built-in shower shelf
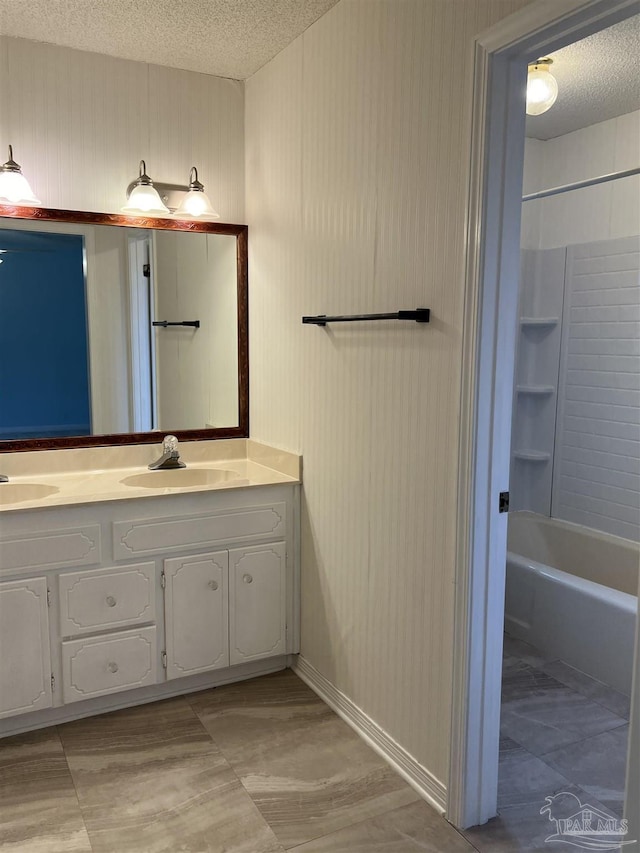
[516,385,555,396]
[520,317,559,328]
[513,450,551,462]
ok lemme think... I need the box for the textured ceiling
[0,2,637,134]
[0,0,342,80]
[526,15,640,140]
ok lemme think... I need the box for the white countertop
[0,439,301,512]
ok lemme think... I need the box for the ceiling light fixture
[0,145,41,206]
[174,167,220,219]
[526,58,559,116]
[122,160,170,216]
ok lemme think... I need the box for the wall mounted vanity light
[174,167,219,219]
[526,58,559,116]
[122,160,171,216]
[0,145,41,205]
[122,162,219,219]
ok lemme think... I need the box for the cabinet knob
[208,580,218,591]
[243,574,253,584]
[106,595,117,607]
[108,661,119,674]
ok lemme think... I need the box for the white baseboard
[292,655,447,814]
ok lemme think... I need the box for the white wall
[0,36,244,220]
[208,234,239,428]
[521,110,640,250]
[89,225,132,434]
[246,0,533,797]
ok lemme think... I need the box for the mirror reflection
[0,220,239,443]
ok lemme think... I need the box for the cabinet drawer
[0,525,101,578]
[58,563,156,636]
[113,503,286,559]
[61,626,157,703]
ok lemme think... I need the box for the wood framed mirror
[0,205,248,451]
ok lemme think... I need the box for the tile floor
[0,643,631,853]
[464,634,631,853]
[0,670,475,853]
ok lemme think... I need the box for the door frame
[448,0,639,830]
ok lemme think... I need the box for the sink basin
[0,483,60,504]
[120,468,240,489]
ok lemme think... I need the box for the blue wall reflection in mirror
[0,229,90,440]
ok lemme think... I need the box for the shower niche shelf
[516,385,555,396]
[520,317,559,328]
[513,450,551,462]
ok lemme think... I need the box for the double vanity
[0,439,301,737]
[0,204,294,738]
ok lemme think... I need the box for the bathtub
[504,512,639,696]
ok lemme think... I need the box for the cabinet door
[229,543,286,665]
[164,551,229,679]
[0,577,52,719]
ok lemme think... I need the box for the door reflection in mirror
[0,229,90,440]
[154,231,238,431]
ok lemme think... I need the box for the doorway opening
[449,1,639,847]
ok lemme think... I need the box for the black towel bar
[152,320,200,328]
[302,308,430,326]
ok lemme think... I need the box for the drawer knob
[106,595,117,607]
[243,574,253,584]
[108,661,119,674]
[208,580,218,591]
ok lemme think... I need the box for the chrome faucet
[148,435,186,470]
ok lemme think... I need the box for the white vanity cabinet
[0,481,299,736]
[0,577,52,719]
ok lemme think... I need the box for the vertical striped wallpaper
[0,36,244,220]
[246,0,533,790]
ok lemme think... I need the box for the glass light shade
[526,64,558,116]
[0,168,41,205]
[121,183,170,216]
[175,189,219,219]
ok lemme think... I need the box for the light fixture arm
[135,160,154,187]
[2,145,22,173]
[125,177,187,207]
[528,57,553,72]
[188,166,205,192]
